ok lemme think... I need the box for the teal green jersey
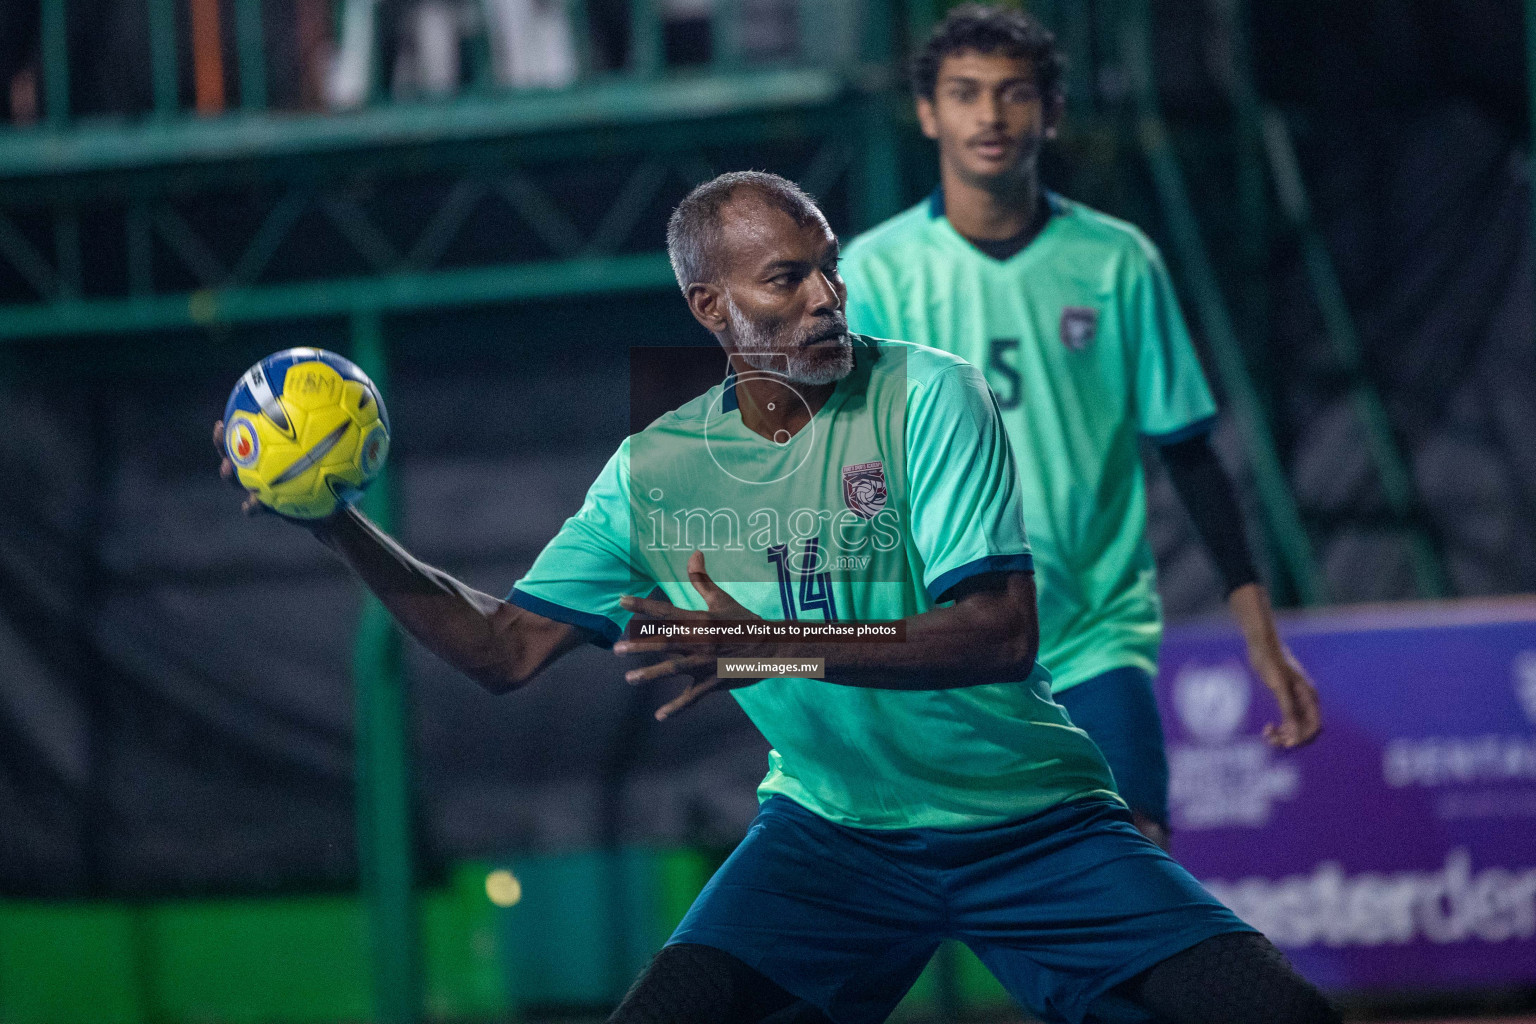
[841,194,1218,692]
[512,336,1119,830]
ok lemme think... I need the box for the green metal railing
[0,1,890,331]
[350,311,420,1024]
[20,0,865,131]
[1124,0,1454,603]
[2,11,897,1024]
[0,0,882,191]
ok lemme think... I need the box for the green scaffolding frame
[1,6,903,1024]
[4,3,1471,1019]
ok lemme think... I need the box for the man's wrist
[1228,582,1282,656]
[302,502,370,555]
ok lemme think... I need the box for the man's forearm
[1228,581,1282,655]
[1159,434,1260,595]
[746,574,1040,690]
[313,506,555,691]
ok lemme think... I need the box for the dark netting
[2,0,1532,898]
[0,299,767,898]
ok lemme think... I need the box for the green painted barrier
[0,903,145,1024]
[0,853,1024,1022]
[0,863,503,1024]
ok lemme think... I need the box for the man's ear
[915,96,939,140]
[686,282,728,334]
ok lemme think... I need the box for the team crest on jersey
[227,418,260,469]
[842,461,887,519]
[1060,306,1098,351]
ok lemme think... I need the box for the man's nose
[807,270,841,313]
[981,92,1004,126]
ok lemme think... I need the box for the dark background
[1,0,1533,899]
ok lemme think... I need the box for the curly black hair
[910,4,1066,102]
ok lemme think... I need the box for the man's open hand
[613,551,764,720]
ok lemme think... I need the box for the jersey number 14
[767,541,838,621]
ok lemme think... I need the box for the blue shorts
[669,795,1250,1024]
[1055,666,1171,829]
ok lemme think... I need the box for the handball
[222,348,390,520]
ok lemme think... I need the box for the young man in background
[840,4,1321,848]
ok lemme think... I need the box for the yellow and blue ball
[223,348,390,520]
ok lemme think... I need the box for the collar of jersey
[928,186,1067,265]
[717,347,864,441]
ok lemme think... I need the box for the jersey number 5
[987,338,1022,410]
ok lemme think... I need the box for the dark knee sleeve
[1121,932,1341,1024]
[607,943,803,1024]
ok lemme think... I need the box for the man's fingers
[215,420,236,482]
[624,659,685,685]
[215,419,259,503]
[612,638,669,655]
[655,677,721,721]
[1289,676,1323,745]
[241,494,271,517]
[1258,664,1300,747]
[687,550,728,605]
[618,594,709,620]
[1263,668,1321,748]
[624,654,711,686]
[215,420,288,524]
[613,638,704,657]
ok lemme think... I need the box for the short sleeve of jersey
[840,248,892,339]
[1129,242,1219,442]
[905,363,1034,601]
[509,441,649,646]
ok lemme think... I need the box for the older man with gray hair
[217,171,1335,1024]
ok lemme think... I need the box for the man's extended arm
[818,570,1038,687]
[613,552,1039,719]
[1159,432,1322,748]
[314,507,588,692]
[215,421,586,693]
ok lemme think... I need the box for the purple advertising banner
[1158,599,1536,992]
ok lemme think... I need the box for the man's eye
[1002,85,1037,104]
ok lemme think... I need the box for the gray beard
[725,295,853,386]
